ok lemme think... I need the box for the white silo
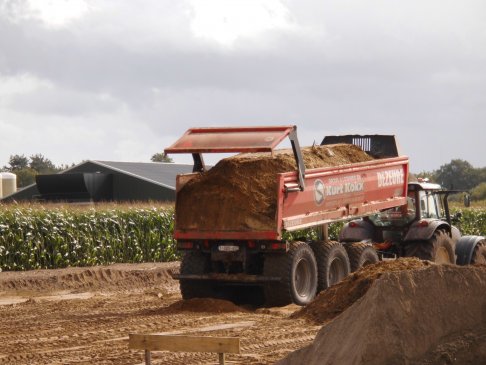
[1,172,17,198]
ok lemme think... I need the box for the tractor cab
[367,180,460,229]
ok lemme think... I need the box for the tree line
[1,154,72,188]
[2,154,485,200]
[417,159,486,201]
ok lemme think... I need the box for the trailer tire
[263,242,318,307]
[310,241,351,292]
[471,239,486,265]
[345,242,379,272]
[404,229,455,264]
[179,252,214,299]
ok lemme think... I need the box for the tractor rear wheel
[263,241,318,307]
[405,229,455,264]
[310,241,350,292]
[471,239,486,265]
[179,251,214,299]
[345,242,379,272]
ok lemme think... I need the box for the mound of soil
[165,298,247,314]
[0,262,179,293]
[279,264,486,365]
[176,144,373,232]
[293,258,431,324]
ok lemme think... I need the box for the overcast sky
[0,0,485,172]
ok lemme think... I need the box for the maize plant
[0,205,178,271]
[450,208,486,236]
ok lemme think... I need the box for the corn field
[0,204,484,271]
[0,205,177,271]
[451,208,486,236]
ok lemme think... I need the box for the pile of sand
[279,261,486,365]
[176,144,373,232]
[292,258,430,324]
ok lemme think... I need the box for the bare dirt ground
[2,260,486,365]
[0,262,320,365]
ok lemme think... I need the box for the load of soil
[176,144,373,232]
[279,263,486,365]
[165,297,247,313]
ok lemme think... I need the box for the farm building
[1,161,193,202]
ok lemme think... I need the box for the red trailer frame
[166,126,409,242]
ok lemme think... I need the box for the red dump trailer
[165,126,409,306]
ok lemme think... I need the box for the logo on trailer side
[314,179,325,206]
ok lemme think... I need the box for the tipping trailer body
[173,157,409,241]
[166,126,409,242]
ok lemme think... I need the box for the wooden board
[129,334,240,354]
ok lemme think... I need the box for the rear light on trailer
[203,240,209,249]
[178,241,194,249]
[247,240,256,249]
[270,243,287,250]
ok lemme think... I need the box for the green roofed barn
[1,160,193,203]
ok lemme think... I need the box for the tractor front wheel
[471,239,486,265]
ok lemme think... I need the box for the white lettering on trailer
[317,175,364,202]
[377,169,405,187]
[344,182,364,193]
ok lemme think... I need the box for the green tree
[471,182,486,201]
[150,153,174,163]
[4,154,29,171]
[29,154,58,173]
[2,153,65,188]
[435,159,480,190]
[14,168,37,187]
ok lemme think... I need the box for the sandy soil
[0,262,320,365]
[2,260,486,365]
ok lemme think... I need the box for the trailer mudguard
[455,235,485,265]
[403,220,450,242]
[339,219,374,242]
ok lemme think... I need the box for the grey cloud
[0,0,485,171]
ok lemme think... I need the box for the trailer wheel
[471,239,486,265]
[405,229,455,264]
[345,242,379,272]
[179,252,214,299]
[310,241,351,292]
[263,242,318,307]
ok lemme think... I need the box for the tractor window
[435,195,445,218]
[419,191,443,219]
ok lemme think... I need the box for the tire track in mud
[0,263,319,364]
[0,292,319,365]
